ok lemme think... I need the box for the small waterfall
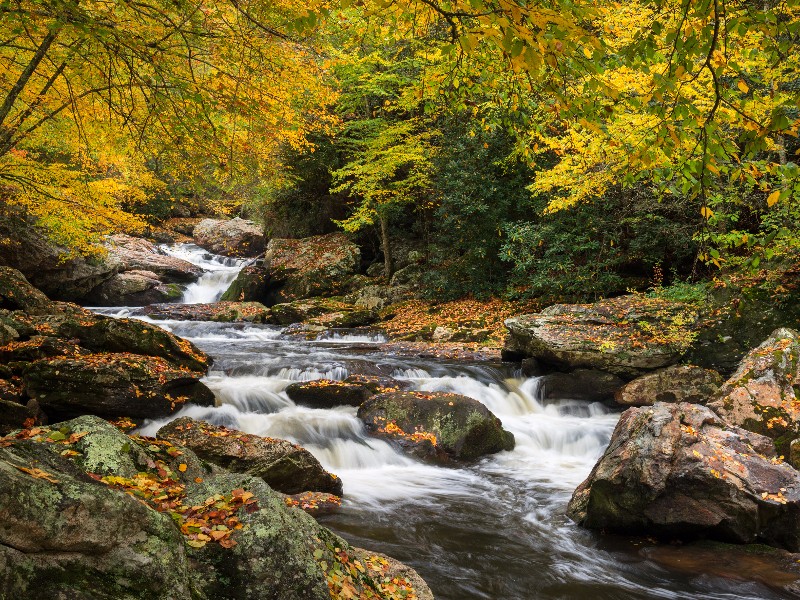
[161,243,249,304]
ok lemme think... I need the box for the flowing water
[160,243,249,304]
[93,247,793,600]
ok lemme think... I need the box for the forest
[2,0,800,599]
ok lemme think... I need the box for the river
[94,244,790,600]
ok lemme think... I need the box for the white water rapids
[91,246,789,600]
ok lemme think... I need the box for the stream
[94,244,790,600]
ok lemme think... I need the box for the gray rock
[539,369,625,402]
[615,365,722,407]
[193,218,264,257]
[104,234,201,283]
[505,295,699,377]
[708,328,800,457]
[85,270,183,306]
[358,390,515,462]
[157,417,342,495]
[568,402,800,550]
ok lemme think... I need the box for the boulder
[538,369,625,402]
[0,213,121,302]
[708,328,800,456]
[219,265,268,302]
[346,283,419,311]
[228,233,360,305]
[157,417,342,495]
[271,298,377,327]
[358,391,515,462]
[568,402,800,551]
[615,365,723,407]
[193,218,264,257]
[84,270,184,306]
[104,234,201,282]
[141,301,272,323]
[0,266,54,312]
[285,380,374,408]
[0,416,431,599]
[504,295,699,378]
[23,354,215,420]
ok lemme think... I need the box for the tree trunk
[380,214,394,280]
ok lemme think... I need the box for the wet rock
[193,218,265,257]
[358,391,515,462]
[538,369,625,402]
[104,234,201,282]
[351,548,435,600]
[284,491,342,516]
[225,233,361,305]
[157,417,342,495]
[708,328,800,457]
[0,429,194,599]
[271,298,377,327]
[504,295,699,377]
[0,410,433,600]
[285,379,374,408]
[141,301,272,323]
[568,402,800,551]
[23,354,214,420]
[0,336,87,369]
[344,374,408,393]
[84,270,184,306]
[0,395,43,435]
[615,365,722,407]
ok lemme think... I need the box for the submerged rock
[358,390,515,462]
[615,364,722,407]
[157,417,342,495]
[504,295,698,377]
[708,328,800,457]
[193,217,265,257]
[568,402,800,551]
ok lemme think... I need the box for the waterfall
[160,243,249,304]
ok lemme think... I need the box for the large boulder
[84,270,184,306]
[0,213,121,302]
[504,295,699,378]
[0,416,431,599]
[358,391,515,462]
[104,234,201,283]
[23,354,215,420]
[568,402,800,551]
[615,365,723,407]
[193,218,264,258]
[708,328,800,456]
[271,298,377,327]
[223,233,361,305]
[157,417,342,496]
[0,265,55,312]
[141,301,272,323]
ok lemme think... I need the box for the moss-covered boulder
[219,265,269,302]
[85,270,184,306]
[157,417,342,495]
[568,402,800,551]
[0,416,432,599]
[23,354,215,420]
[708,328,800,456]
[504,295,699,378]
[271,297,377,327]
[141,301,272,323]
[358,391,515,462]
[615,364,723,407]
[0,265,52,312]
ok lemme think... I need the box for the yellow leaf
[737,79,749,94]
[701,206,714,219]
[767,190,780,207]
[178,463,187,472]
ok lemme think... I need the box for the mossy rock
[358,391,515,463]
[23,353,215,421]
[285,379,374,409]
